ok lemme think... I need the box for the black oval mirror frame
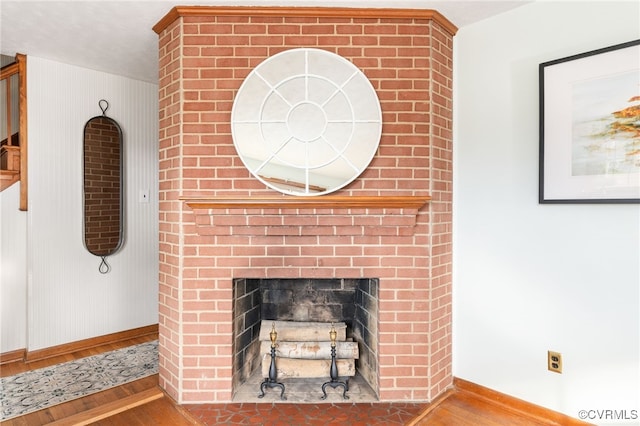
[83,108,123,259]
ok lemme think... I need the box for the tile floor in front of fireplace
[183,369,424,425]
[183,401,425,425]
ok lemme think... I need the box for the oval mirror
[83,101,123,260]
[231,48,382,196]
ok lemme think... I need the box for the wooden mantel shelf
[181,195,430,210]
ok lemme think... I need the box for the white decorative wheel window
[231,48,382,196]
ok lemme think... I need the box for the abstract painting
[540,39,640,203]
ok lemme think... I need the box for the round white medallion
[231,48,382,196]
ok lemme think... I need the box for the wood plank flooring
[0,335,157,377]
[0,335,174,426]
[409,378,592,426]
[1,335,591,425]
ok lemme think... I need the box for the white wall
[0,56,159,352]
[453,1,639,424]
[0,183,27,351]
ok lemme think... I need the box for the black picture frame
[539,39,640,204]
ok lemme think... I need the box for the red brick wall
[156,7,454,403]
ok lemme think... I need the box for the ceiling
[0,1,530,83]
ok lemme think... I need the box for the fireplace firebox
[232,278,379,399]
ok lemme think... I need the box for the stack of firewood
[259,320,359,379]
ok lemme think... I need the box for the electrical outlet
[548,351,562,374]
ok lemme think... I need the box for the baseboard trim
[453,377,592,425]
[46,386,164,426]
[405,386,456,426]
[0,348,26,365]
[24,324,158,363]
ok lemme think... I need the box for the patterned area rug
[0,340,158,421]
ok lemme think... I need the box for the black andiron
[321,323,349,400]
[258,322,286,400]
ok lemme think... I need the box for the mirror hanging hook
[98,99,109,116]
[98,256,111,274]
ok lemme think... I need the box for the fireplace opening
[232,278,379,401]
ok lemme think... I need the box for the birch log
[259,340,359,359]
[259,320,347,342]
[261,355,356,378]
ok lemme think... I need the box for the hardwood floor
[409,379,592,426]
[0,334,183,426]
[0,335,157,377]
[1,335,590,425]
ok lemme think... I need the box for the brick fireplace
[153,6,455,404]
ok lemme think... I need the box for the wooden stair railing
[0,53,27,210]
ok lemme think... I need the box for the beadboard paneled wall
[25,56,158,351]
[0,183,27,352]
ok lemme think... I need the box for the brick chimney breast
[154,6,455,404]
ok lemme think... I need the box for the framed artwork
[539,39,640,203]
